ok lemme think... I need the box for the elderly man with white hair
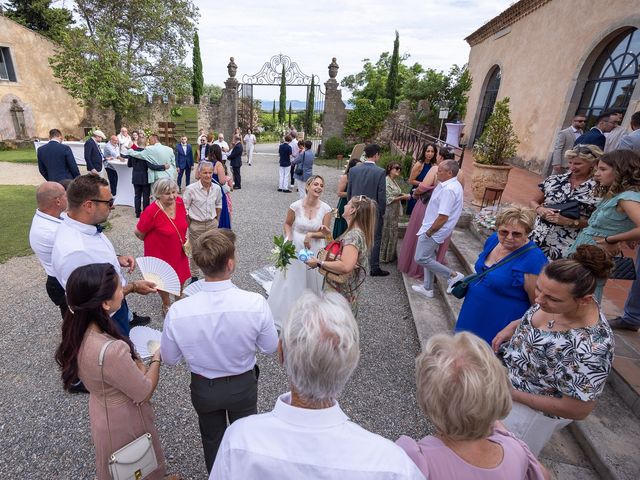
[210,291,425,479]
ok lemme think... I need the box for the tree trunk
[114,111,122,133]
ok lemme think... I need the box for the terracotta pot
[470,162,512,207]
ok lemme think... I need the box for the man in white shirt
[412,159,465,299]
[29,181,68,318]
[51,174,156,335]
[604,110,626,153]
[117,126,133,155]
[211,291,424,480]
[213,133,229,161]
[161,228,278,474]
[182,161,223,282]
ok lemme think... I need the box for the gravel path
[0,145,431,478]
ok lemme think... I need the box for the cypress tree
[278,65,287,124]
[272,100,276,120]
[288,102,293,127]
[304,76,315,135]
[191,31,204,103]
[386,31,400,109]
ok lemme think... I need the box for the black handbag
[450,245,537,299]
[294,152,305,176]
[610,255,636,280]
[544,200,580,220]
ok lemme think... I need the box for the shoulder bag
[544,199,580,220]
[316,240,366,292]
[610,254,636,280]
[294,152,305,177]
[156,201,190,256]
[100,340,158,480]
[450,245,538,299]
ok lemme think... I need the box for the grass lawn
[0,148,37,164]
[0,185,36,263]
[315,157,346,170]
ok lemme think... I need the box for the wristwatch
[572,219,579,227]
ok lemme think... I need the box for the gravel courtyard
[0,147,430,479]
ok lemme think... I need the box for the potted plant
[470,97,519,206]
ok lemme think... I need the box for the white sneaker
[412,285,434,298]
[446,272,466,294]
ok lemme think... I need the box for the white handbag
[99,340,159,480]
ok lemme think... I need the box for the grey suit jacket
[552,127,578,167]
[347,162,386,216]
[618,129,640,153]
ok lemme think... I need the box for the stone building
[463,0,640,173]
[0,15,85,140]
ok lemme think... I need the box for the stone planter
[470,162,512,207]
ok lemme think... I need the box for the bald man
[29,181,69,318]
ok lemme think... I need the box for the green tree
[304,76,315,135]
[202,83,223,102]
[344,98,390,142]
[278,65,286,124]
[288,102,293,127]
[272,100,276,120]
[386,31,400,109]
[49,0,198,132]
[4,0,73,43]
[474,97,519,165]
[191,31,204,104]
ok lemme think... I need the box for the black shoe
[130,312,151,327]
[189,276,199,285]
[69,381,89,394]
[135,213,141,218]
[235,186,241,189]
[370,268,390,277]
[283,189,292,193]
[608,317,640,332]
[277,189,283,192]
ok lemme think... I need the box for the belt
[191,365,259,383]
[189,217,216,224]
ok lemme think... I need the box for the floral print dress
[499,304,614,418]
[530,173,599,260]
[324,227,368,317]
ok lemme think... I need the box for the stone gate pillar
[321,57,347,154]
[219,57,238,139]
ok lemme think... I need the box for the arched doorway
[473,66,501,143]
[576,27,639,124]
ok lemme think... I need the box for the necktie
[95,224,105,233]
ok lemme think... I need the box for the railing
[390,121,466,167]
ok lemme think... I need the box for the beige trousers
[188,218,217,276]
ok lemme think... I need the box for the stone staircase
[399,226,640,479]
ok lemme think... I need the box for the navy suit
[228,142,243,188]
[37,140,80,183]
[175,143,194,188]
[574,127,606,150]
[84,139,104,173]
[347,162,387,271]
[126,148,167,216]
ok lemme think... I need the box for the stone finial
[227,57,238,78]
[328,57,339,79]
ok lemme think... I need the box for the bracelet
[149,359,161,366]
[604,236,615,245]
[132,281,137,294]
[319,261,324,269]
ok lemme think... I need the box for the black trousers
[46,275,67,319]
[190,366,259,473]
[106,168,118,196]
[370,213,383,272]
[133,184,151,216]
[232,166,241,188]
[290,164,295,185]
[177,168,191,190]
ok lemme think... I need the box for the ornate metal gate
[238,54,324,135]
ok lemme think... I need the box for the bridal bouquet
[271,235,297,275]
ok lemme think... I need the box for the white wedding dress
[268,199,332,329]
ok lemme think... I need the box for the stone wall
[463,0,640,174]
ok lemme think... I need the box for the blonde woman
[306,195,377,317]
[397,332,549,479]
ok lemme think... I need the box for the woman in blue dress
[406,143,437,215]
[566,149,640,300]
[455,207,548,344]
[208,144,232,229]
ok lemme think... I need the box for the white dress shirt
[289,139,299,160]
[182,180,223,222]
[211,392,425,480]
[417,177,464,243]
[213,140,229,160]
[51,213,125,288]
[29,210,62,276]
[161,280,278,378]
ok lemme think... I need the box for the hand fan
[183,279,205,297]
[136,256,181,295]
[130,326,162,359]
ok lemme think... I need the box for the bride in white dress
[268,175,333,329]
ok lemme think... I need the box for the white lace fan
[136,256,181,296]
[130,326,162,359]
[183,279,205,297]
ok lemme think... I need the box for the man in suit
[175,136,194,190]
[347,143,388,276]
[574,112,614,150]
[228,135,243,189]
[197,135,210,163]
[618,111,640,153]
[84,129,106,175]
[551,115,585,174]
[37,129,80,183]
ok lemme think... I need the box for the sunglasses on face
[92,198,115,207]
[497,229,524,239]
[392,166,401,171]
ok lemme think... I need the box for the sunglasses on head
[573,145,597,156]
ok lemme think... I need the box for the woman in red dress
[135,178,190,314]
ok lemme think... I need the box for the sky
[193,0,516,101]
